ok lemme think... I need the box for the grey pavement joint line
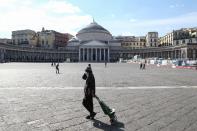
[0,86,197,90]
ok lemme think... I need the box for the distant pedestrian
[143,59,147,69]
[82,64,96,120]
[51,62,53,66]
[56,63,59,74]
[143,63,146,69]
[140,62,143,69]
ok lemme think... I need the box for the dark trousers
[56,68,59,74]
[82,95,94,115]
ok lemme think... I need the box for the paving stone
[0,63,197,130]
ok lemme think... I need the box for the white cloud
[120,32,134,36]
[111,14,115,18]
[132,12,197,27]
[169,4,184,8]
[0,0,92,38]
[104,12,197,36]
[129,19,137,22]
[169,5,175,8]
[43,0,81,14]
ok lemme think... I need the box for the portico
[78,41,110,62]
[79,47,109,62]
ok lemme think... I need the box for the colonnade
[121,49,197,60]
[79,48,109,62]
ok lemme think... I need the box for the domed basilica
[66,20,121,62]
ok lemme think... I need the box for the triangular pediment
[80,40,108,47]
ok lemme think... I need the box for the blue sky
[0,0,197,38]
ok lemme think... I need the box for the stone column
[174,50,177,59]
[193,49,195,60]
[108,48,110,62]
[88,48,90,61]
[104,48,106,61]
[178,50,181,59]
[79,48,81,62]
[100,48,102,61]
[96,48,97,62]
[84,48,86,61]
[195,49,197,60]
[0,49,3,62]
[86,48,89,61]
[82,48,84,61]
[91,48,93,61]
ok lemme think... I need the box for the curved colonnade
[0,43,197,63]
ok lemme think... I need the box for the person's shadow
[92,119,125,131]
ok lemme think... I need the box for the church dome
[76,21,112,41]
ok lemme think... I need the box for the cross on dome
[92,17,97,24]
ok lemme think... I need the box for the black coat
[82,72,95,97]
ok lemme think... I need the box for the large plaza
[0,63,197,88]
[0,63,197,131]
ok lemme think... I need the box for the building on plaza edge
[0,20,197,63]
[64,20,122,62]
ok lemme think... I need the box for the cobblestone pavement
[1,88,197,131]
[0,63,197,88]
[0,63,197,131]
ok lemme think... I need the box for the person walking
[143,59,147,69]
[140,62,143,69]
[143,62,146,69]
[82,64,96,119]
[105,61,107,67]
[56,63,59,74]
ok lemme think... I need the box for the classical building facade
[0,38,12,44]
[65,21,122,62]
[146,32,159,47]
[12,28,72,49]
[12,30,38,47]
[0,22,197,63]
[116,36,146,49]
[159,28,197,47]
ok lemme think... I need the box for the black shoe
[86,115,91,119]
[90,112,96,120]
